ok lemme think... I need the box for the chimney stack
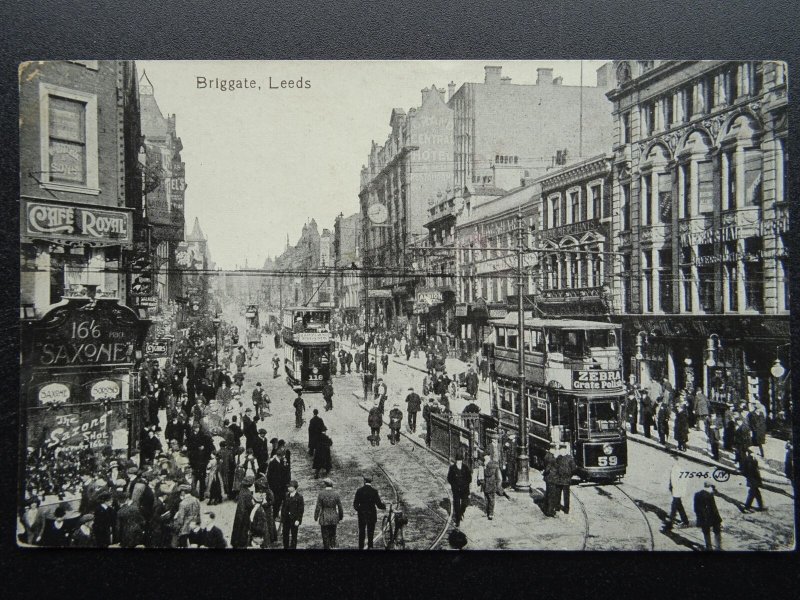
[536,68,554,85]
[553,76,563,86]
[484,66,502,85]
[448,81,456,100]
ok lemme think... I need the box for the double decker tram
[281,306,334,392]
[489,315,627,481]
[244,304,261,347]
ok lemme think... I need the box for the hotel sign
[22,199,133,246]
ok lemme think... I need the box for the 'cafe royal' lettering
[26,202,129,240]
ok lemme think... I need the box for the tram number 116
[597,456,618,466]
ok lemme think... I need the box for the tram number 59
[598,456,618,466]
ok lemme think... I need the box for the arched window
[721,114,762,210]
[641,144,672,225]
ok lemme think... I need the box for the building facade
[608,60,789,425]
[359,85,454,330]
[450,64,614,191]
[20,60,141,314]
[531,154,615,318]
[333,212,361,325]
[138,71,187,313]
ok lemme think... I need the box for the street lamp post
[515,208,530,491]
[212,314,221,369]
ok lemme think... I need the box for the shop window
[743,237,764,312]
[726,261,738,312]
[622,254,632,313]
[697,244,716,312]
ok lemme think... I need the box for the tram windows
[589,400,621,434]
[507,330,518,350]
[577,402,590,436]
[586,329,612,349]
[496,327,506,347]
[546,330,561,354]
[499,386,512,411]
[524,329,545,353]
[528,394,548,425]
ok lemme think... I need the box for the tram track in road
[572,480,655,551]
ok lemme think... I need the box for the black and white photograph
[16,59,794,551]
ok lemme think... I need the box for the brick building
[607,60,789,425]
[19,60,141,315]
[333,212,361,325]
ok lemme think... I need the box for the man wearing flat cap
[353,473,386,549]
[93,491,116,548]
[280,480,304,549]
[314,478,344,549]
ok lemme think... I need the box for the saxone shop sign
[28,298,148,368]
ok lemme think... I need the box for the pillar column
[736,238,747,310]
[690,245,701,313]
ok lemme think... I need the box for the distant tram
[245,304,261,347]
[488,315,627,481]
[281,306,334,392]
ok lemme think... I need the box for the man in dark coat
[627,392,639,434]
[140,428,163,467]
[674,405,690,451]
[117,497,146,548]
[465,366,479,399]
[242,409,260,452]
[693,481,722,551]
[39,505,70,547]
[656,400,671,446]
[293,389,306,428]
[93,492,116,548]
[447,451,472,527]
[380,352,389,374]
[267,451,289,519]
[388,403,403,445]
[308,409,327,456]
[640,390,653,438]
[405,387,422,433]
[230,475,255,548]
[200,511,227,549]
[148,488,171,548]
[281,480,304,549]
[186,422,215,499]
[542,445,559,517]
[322,380,334,411]
[749,405,767,458]
[741,450,765,513]
[228,416,244,456]
[313,431,333,478]
[554,445,578,514]
[165,413,188,447]
[368,401,383,447]
[353,473,386,549]
[252,429,271,474]
[734,416,752,465]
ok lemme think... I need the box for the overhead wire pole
[515,207,530,490]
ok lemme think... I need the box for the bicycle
[381,502,407,550]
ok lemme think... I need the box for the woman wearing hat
[70,514,95,547]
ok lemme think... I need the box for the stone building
[333,212,361,325]
[607,60,789,424]
[359,85,454,330]
[19,60,142,315]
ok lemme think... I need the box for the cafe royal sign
[21,198,133,246]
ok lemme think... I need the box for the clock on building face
[367,203,388,225]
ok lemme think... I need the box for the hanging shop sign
[145,341,169,355]
[22,199,133,246]
[488,308,508,319]
[367,289,393,299]
[415,288,443,305]
[572,369,623,391]
[27,298,149,369]
[90,379,120,401]
[455,303,468,317]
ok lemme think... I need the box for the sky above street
[138,60,607,270]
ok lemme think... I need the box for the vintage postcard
[17,60,793,550]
